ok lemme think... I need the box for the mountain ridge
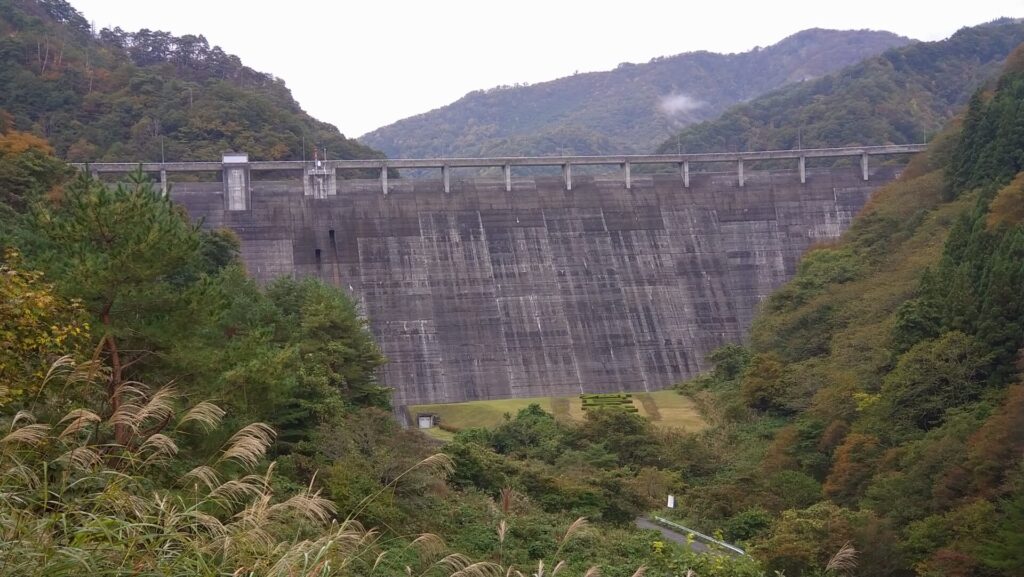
[0,0,383,163]
[655,18,1024,154]
[360,28,911,158]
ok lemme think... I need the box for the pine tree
[33,170,203,442]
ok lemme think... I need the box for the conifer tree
[32,171,203,442]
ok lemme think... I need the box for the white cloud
[659,93,706,117]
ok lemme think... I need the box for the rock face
[173,165,901,407]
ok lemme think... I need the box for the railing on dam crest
[73,144,927,210]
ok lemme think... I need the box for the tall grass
[0,359,444,577]
[1,359,646,577]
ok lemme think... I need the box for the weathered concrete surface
[172,166,901,407]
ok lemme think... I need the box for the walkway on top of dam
[75,144,928,200]
[76,144,927,173]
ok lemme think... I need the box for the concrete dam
[81,146,923,407]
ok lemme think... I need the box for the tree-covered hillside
[669,47,1024,577]
[0,0,383,162]
[656,19,1024,154]
[361,29,910,158]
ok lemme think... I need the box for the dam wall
[162,164,904,407]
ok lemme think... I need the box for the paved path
[635,517,709,553]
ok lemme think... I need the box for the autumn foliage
[0,250,88,405]
[674,56,1024,577]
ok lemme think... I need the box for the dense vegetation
[0,112,768,576]
[656,19,1024,154]
[361,29,908,158]
[0,0,383,162]
[668,50,1024,577]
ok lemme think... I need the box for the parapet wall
[170,165,903,407]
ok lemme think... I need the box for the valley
[1,2,1022,576]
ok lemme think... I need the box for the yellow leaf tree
[0,249,89,406]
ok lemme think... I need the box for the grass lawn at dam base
[409,390,705,441]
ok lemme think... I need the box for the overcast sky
[69,1,1023,138]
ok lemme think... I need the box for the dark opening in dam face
[160,162,904,408]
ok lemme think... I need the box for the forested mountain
[360,29,910,158]
[656,18,1024,154]
[0,0,382,162]
[667,48,1024,576]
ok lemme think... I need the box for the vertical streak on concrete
[563,163,573,191]
[629,288,651,393]
[682,161,689,188]
[799,156,806,184]
[565,306,587,394]
[548,204,589,395]
[417,214,449,402]
[545,205,587,395]
[861,153,869,181]
[381,166,389,195]
[617,227,651,393]
[223,166,249,210]
[504,163,512,192]
[624,162,632,190]
[442,165,450,193]
[160,169,167,196]
[738,158,745,187]
[473,209,503,397]
[329,224,342,295]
